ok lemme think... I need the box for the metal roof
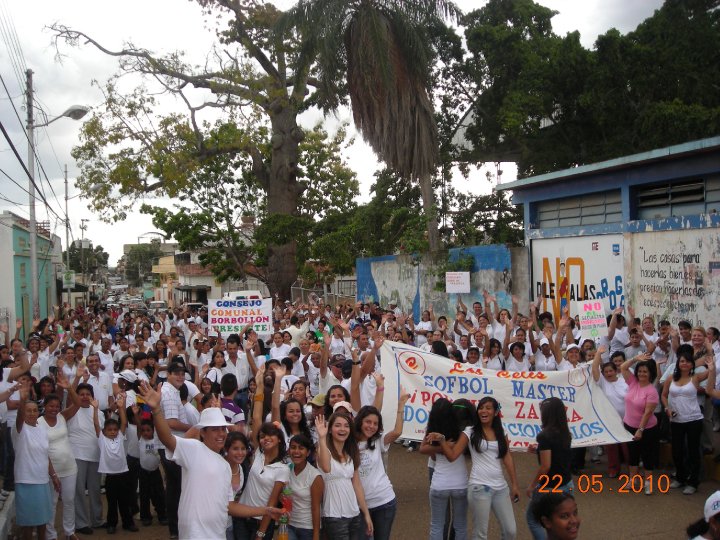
[496,136,720,192]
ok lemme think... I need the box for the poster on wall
[531,235,624,322]
[445,272,471,293]
[625,229,720,327]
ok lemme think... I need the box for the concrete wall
[356,245,531,320]
[624,228,720,327]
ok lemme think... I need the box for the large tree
[62,243,110,275]
[54,0,458,298]
[282,0,459,251]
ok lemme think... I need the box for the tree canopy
[454,0,720,178]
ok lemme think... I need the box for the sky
[0,0,664,266]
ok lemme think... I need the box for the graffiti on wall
[625,229,720,326]
[531,235,625,322]
[355,245,522,320]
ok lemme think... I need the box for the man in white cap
[137,382,284,540]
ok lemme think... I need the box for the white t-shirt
[288,463,322,529]
[223,354,251,391]
[14,422,50,484]
[322,456,359,518]
[597,376,628,417]
[239,453,290,519]
[319,371,342,396]
[506,357,531,372]
[269,344,292,361]
[429,452,468,491]
[39,415,77,477]
[307,363,321,397]
[139,435,162,472]
[125,423,140,459]
[68,407,105,462]
[88,372,113,411]
[414,321,433,347]
[168,437,233,540]
[98,433,128,474]
[610,327,630,354]
[97,350,114,373]
[534,352,557,371]
[463,428,506,490]
[358,438,395,508]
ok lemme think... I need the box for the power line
[0,72,70,224]
[0,120,64,224]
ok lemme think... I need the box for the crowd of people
[0,291,717,540]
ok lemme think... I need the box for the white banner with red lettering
[379,341,632,450]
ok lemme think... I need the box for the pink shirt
[623,377,658,429]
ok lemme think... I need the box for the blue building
[496,137,720,327]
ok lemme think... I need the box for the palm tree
[282,0,459,251]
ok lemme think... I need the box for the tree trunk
[264,106,304,301]
[419,172,440,252]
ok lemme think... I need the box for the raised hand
[314,414,328,438]
[15,319,22,329]
[255,364,266,385]
[115,392,126,409]
[90,398,100,410]
[137,381,161,409]
[372,372,385,386]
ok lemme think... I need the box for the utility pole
[64,165,71,307]
[26,69,39,320]
[80,219,89,306]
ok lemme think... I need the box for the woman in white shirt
[433,397,520,540]
[592,347,629,478]
[354,394,409,540]
[39,390,80,540]
[484,339,505,371]
[238,366,291,539]
[287,434,323,540]
[315,411,373,539]
[15,382,62,539]
[419,398,468,540]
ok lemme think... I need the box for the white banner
[380,341,632,450]
[208,298,272,337]
[445,272,471,293]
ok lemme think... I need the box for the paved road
[47,443,719,539]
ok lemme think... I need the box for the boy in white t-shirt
[98,393,138,533]
[137,418,167,527]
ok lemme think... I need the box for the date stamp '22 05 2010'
[537,474,672,495]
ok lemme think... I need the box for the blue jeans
[289,525,314,540]
[368,498,397,540]
[526,481,574,540]
[468,484,516,540]
[430,488,467,540]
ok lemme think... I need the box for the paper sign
[575,300,608,344]
[445,272,470,293]
[62,270,76,289]
[208,298,272,337]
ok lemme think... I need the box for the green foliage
[431,249,475,292]
[143,122,359,283]
[450,0,720,177]
[62,244,110,275]
[125,243,165,287]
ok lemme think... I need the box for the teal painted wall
[12,226,54,339]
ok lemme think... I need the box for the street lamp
[26,68,89,319]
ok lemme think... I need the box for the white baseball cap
[119,370,138,383]
[539,337,550,347]
[705,490,720,521]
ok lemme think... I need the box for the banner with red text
[208,298,272,337]
[380,341,632,450]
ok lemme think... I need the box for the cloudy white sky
[0,0,664,266]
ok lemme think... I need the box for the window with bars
[534,191,622,229]
[635,175,720,219]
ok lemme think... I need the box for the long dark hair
[256,422,287,464]
[425,398,459,442]
[470,397,508,458]
[224,432,251,494]
[431,340,449,358]
[326,412,360,468]
[280,398,312,440]
[354,406,383,450]
[673,346,695,381]
[540,397,571,448]
[323,385,350,418]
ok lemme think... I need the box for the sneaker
[683,485,698,495]
[670,479,683,489]
[713,421,720,432]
